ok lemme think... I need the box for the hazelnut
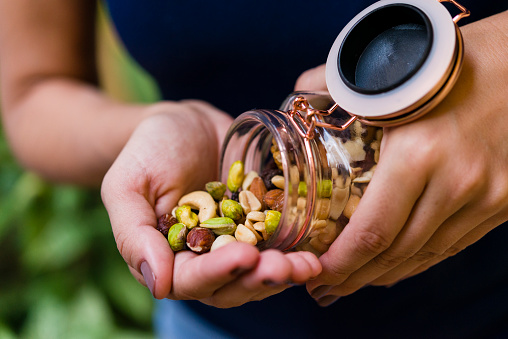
[186,227,215,254]
[157,213,178,237]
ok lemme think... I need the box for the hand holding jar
[301,11,508,306]
[101,101,321,308]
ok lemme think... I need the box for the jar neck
[220,108,320,251]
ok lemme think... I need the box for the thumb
[294,64,327,92]
[101,172,175,300]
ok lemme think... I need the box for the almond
[264,189,284,211]
[249,177,267,210]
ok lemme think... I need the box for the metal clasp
[285,96,357,140]
[438,0,470,23]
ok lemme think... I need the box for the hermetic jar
[220,91,382,256]
[220,0,470,255]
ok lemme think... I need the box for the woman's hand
[101,100,321,308]
[296,12,508,306]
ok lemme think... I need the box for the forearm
[1,78,149,187]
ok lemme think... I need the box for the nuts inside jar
[156,120,381,256]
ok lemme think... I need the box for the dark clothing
[105,1,508,337]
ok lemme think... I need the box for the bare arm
[0,0,149,186]
[0,0,323,306]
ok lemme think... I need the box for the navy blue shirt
[105,1,508,337]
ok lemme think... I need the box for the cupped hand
[101,100,321,308]
[296,15,508,306]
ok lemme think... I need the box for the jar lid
[326,0,468,125]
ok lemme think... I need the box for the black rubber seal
[338,4,433,95]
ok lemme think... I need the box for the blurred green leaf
[20,294,68,339]
[0,172,46,240]
[21,215,91,273]
[66,285,115,339]
[0,2,159,337]
[100,255,154,325]
[0,321,17,339]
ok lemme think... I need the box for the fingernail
[140,261,155,297]
[262,279,283,287]
[230,267,250,276]
[310,285,332,299]
[316,295,341,307]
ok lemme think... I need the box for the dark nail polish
[263,279,283,287]
[230,267,250,276]
[140,261,155,297]
[316,295,341,307]
[285,280,303,287]
[310,285,332,299]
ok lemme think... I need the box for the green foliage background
[0,4,161,338]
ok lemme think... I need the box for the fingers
[294,64,327,91]
[102,170,176,300]
[285,251,322,284]
[308,154,425,295]
[323,173,470,296]
[199,250,321,308]
[308,160,503,302]
[387,212,505,283]
[170,242,260,300]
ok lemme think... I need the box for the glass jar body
[220,92,382,256]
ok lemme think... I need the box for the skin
[0,0,321,308]
[295,11,508,306]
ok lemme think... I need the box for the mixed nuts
[156,119,382,256]
[156,161,284,254]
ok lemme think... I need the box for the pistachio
[227,160,244,193]
[317,180,332,198]
[186,227,215,254]
[205,181,227,201]
[221,199,244,221]
[235,224,258,245]
[298,181,307,196]
[210,235,237,252]
[167,223,188,252]
[265,210,281,236]
[200,217,237,235]
[175,205,199,229]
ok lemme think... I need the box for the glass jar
[220,91,382,256]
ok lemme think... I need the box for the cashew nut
[178,191,217,223]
